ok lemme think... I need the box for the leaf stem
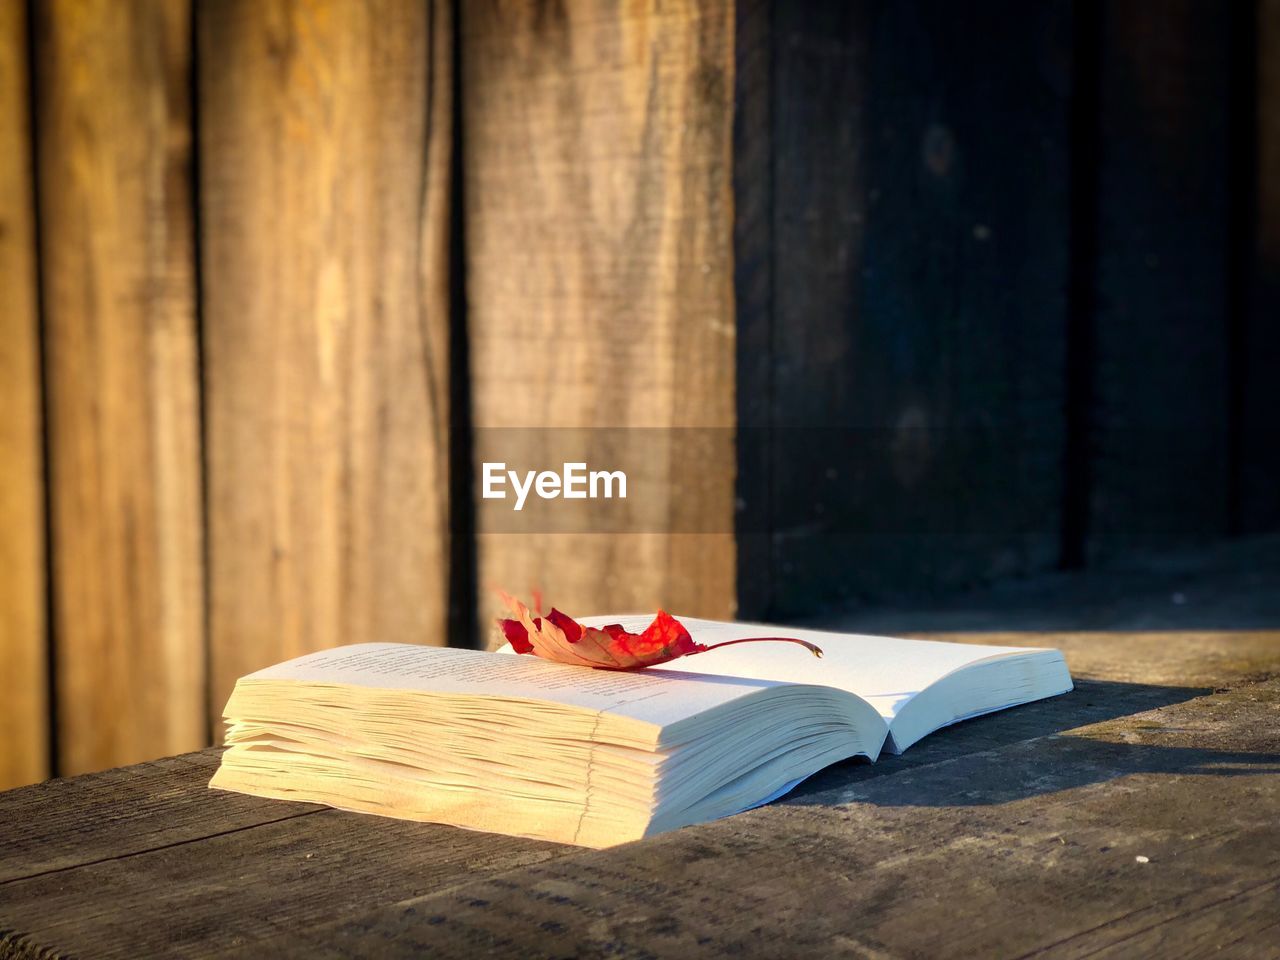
[698,637,824,658]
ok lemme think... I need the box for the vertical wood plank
[34,0,204,774]
[0,0,49,788]
[200,0,453,717]
[732,0,774,616]
[1242,0,1280,532]
[760,0,1073,616]
[464,1,737,630]
[1087,0,1233,559]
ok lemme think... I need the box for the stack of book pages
[211,617,1072,847]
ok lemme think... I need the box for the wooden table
[3,545,1280,958]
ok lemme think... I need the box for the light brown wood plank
[0,0,48,790]
[199,0,454,720]
[34,0,204,775]
[463,1,737,632]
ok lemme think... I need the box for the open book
[211,618,1072,847]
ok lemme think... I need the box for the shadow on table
[783,677,1280,807]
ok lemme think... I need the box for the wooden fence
[1,0,1278,788]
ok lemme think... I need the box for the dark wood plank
[0,751,319,884]
[463,1,738,626]
[1240,0,1280,534]
[1086,0,1234,560]
[0,0,48,790]
[0,815,563,960]
[34,0,204,774]
[762,0,1073,616]
[829,532,1280,634]
[214,676,1280,959]
[1066,879,1280,960]
[199,0,454,716]
[732,0,775,616]
[0,777,565,959]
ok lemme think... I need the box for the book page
[571,616,1059,722]
[243,643,782,730]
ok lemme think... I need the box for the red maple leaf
[495,592,823,670]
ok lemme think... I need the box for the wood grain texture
[232,679,1280,960]
[0,759,562,960]
[1087,0,1233,559]
[1242,0,1280,533]
[0,0,48,789]
[463,1,737,632]
[199,0,454,717]
[2,539,1278,960]
[3,635,1276,959]
[34,0,204,774]
[0,751,319,885]
[0,809,562,960]
[759,0,1073,616]
[270,661,1280,958]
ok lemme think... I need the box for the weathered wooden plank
[0,751,320,884]
[33,0,204,774]
[464,1,737,628]
[1087,0,1233,559]
[1053,878,1280,960]
[199,0,454,715]
[1241,0,1280,533]
[2,629,1276,959]
[3,658,1278,959]
[212,677,1280,959]
[731,0,774,616]
[761,0,1073,616]
[0,781,563,959]
[3,547,1277,960]
[0,0,48,790]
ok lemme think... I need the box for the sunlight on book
[210,618,1072,847]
